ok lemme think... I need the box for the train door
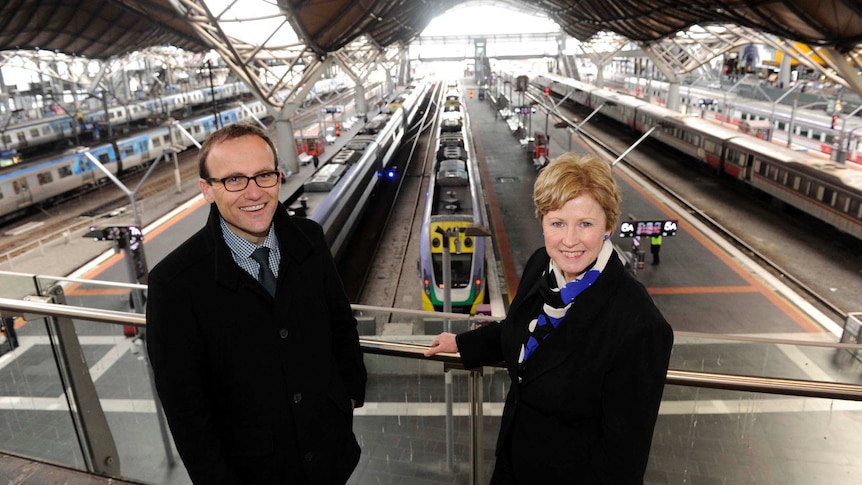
[306,134,325,156]
[74,155,97,187]
[12,178,32,208]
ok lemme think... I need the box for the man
[146,122,367,484]
[650,234,662,265]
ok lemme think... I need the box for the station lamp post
[434,224,492,476]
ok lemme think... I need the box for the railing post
[31,285,120,476]
[468,367,485,485]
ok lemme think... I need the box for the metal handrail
[5,295,862,401]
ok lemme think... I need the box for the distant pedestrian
[650,235,662,265]
[312,155,320,169]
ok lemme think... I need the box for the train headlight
[386,169,397,179]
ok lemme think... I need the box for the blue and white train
[1,82,251,155]
[0,100,269,224]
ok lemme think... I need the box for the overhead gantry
[166,0,411,177]
[568,25,862,110]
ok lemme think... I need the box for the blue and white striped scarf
[517,239,614,373]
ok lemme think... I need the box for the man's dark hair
[198,122,279,179]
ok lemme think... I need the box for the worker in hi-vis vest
[650,235,662,265]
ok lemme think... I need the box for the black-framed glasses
[206,171,280,192]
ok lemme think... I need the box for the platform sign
[618,220,678,238]
[321,106,344,114]
[513,106,537,114]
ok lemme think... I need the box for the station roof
[1,0,860,59]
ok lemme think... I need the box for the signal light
[832,115,839,129]
[544,87,550,97]
[469,89,474,99]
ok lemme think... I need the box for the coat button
[293,393,302,403]
[304,452,313,462]
[279,328,289,339]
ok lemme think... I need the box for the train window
[152,138,161,148]
[812,185,824,201]
[850,198,862,219]
[13,180,27,194]
[821,187,835,206]
[1,135,9,144]
[753,159,764,175]
[29,128,39,137]
[790,174,800,190]
[704,140,717,155]
[779,170,788,185]
[124,146,135,157]
[98,152,111,164]
[768,165,779,181]
[835,192,850,212]
[42,127,51,135]
[58,166,73,178]
[37,172,53,185]
[686,133,701,146]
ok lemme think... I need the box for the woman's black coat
[456,247,673,484]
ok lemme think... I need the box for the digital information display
[618,220,678,238]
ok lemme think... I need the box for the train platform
[0,80,861,484]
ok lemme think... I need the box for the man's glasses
[206,171,281,192]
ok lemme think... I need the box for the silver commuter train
[533,71,862,241]
[1,82,251,154]
[283,79,430,261]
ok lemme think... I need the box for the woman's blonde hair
[533,153,621,233]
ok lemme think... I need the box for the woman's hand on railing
[424,332,458,357]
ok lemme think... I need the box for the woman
[425,153,673,484]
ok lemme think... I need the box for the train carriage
[530,70,862,241]
[0,82,249,155]
[282,80,430,261]
[419,86,486,314]
[0,96,270,224]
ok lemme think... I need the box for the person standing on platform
[425,153,673,484]
[312,154,320,169]
[146,122,367,485]
[650,234,663,265]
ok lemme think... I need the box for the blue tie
[250,247,276,296]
